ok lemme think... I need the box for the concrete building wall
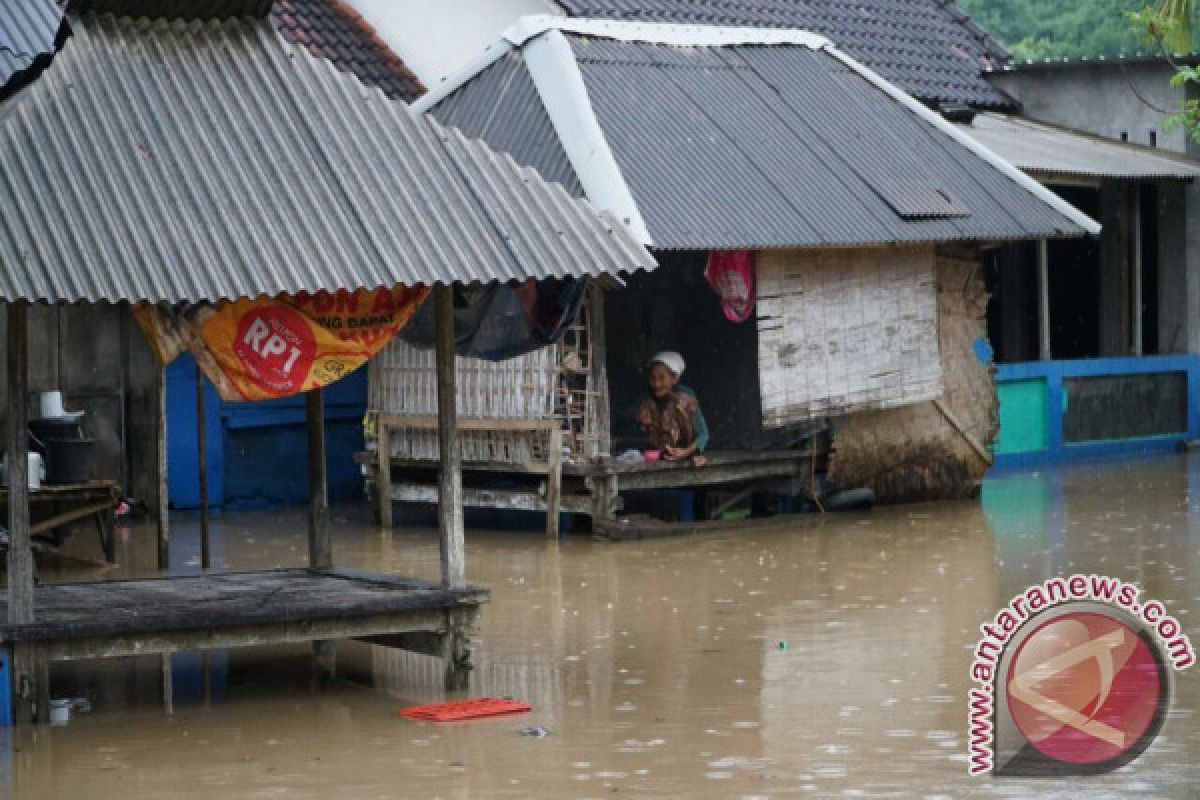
[346,0,563,89]
[990,63,1200,355]
[990,62,1187,151]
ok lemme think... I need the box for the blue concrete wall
[166,353,367,510]
[993,355,1200,469]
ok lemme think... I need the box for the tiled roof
[269,0,424,102]
[554,0,1014,109]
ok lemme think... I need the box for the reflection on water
[8,454,1200,797]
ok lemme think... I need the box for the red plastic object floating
[399,698,532,722]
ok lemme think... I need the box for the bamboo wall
[829,247,997,502]
[756,246,942,425]
[367,293,601,464]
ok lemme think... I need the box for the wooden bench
[0,481,120,563]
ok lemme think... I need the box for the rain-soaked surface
[8,453,1200,798]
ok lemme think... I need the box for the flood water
[10,453,1200,798]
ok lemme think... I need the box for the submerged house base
[831,248,997,502]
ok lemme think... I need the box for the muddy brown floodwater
[7,453,1200,798]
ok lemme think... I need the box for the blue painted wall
[993,355,1200,469]
[166,353,367,510]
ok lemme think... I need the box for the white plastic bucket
[49,698,70,726]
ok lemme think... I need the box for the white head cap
[649,351,685,379]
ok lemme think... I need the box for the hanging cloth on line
[705,250,756,323]
[399,277,589,361]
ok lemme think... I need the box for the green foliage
[957,0,1199,60]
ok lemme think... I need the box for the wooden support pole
[545,425,562,539]
[306,388,331,570]
[587,286,612,458]
[306,388,335,678]
[1036,239,1051,361]
[434,284,465,589]
[156,367,170,570]
[195,368,210,571]
[7,302,33,626]
[376,415,392,529]
[161,653,174,716]
[1133,188,1144,357]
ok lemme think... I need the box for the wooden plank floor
[0,568,488,644]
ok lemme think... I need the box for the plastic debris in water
[519,726,549,738]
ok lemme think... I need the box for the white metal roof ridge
[820,48,1103,236]
[412,15,832,114]
[504,15,833,50]
[522,28,652,245]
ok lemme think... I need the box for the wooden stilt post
[307,388,331,570]
[1132,188,1144,357]
[7,302,32,626]
[1036,239,1051,362]
[376,415,392,530]
[587,286,611,458]
[306,388,335,678]
[8,302,44,724]
[161,653,174,716]
[195,368,210,570]
[156,366,170,570]
[434,284,465,590]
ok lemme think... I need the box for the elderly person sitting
[636,351,709,466]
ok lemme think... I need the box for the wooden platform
[363,448,816,534]
[0,568,488,661]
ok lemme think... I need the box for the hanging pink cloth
[705,250,756,323]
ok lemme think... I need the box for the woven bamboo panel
[829,247,998,502]
[366,290,603,464]
[756,246,942,425]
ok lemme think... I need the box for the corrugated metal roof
[956,113,1200,181]
[429,25,1094,251]
[434,50,584,197]
[554,0,1015,109]
[0,13,654,304]
[0,0,62,90]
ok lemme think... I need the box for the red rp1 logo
[234,306,317,394]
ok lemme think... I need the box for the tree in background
[959,0,1172,61]
[1131,1,1200,139]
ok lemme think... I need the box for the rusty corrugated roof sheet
[0,13,655,304]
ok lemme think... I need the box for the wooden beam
[1132,188,1144,357]
[933,398,993,466]
[7,302,33,626]
[1036,239,1051,361]
[587,286,612,458]
[434,284,465,589]
[306,388,331,570]
[545,425,562,539]
[376,414,392,529]
[156,366,170,570]
[195,368,211,570]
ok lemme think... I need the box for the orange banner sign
[135,287,429,402]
